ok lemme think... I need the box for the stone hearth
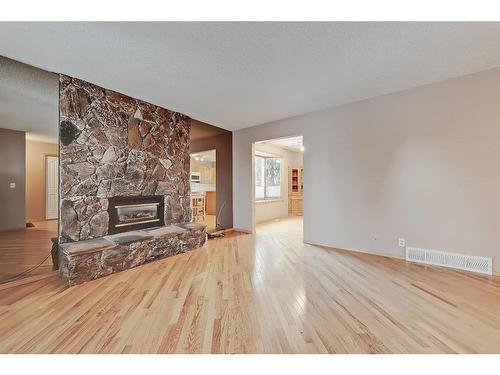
[59,222,206,286]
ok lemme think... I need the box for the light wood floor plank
[0,216,499,353]
[0,220,56,283]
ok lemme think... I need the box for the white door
[46,156,59,220]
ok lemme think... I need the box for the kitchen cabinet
[191,159,216,184]
[205,191,216,215]
[289,167,303,215]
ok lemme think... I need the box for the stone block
[146,225,185,237]
[59,224,206,286]
[60,237,116,256]
[105,230,154,245]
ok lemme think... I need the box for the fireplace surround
[57,75,206,286]
[59,74,191,243]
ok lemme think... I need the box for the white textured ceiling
[1,22,500,131]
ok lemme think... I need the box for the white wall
[254,143,302,223]
[233,67,500,271]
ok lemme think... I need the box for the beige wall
[25,140,58,222]
[254,143,302,223]
[0,128,26,231]
[233,67,500,271]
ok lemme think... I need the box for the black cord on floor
[0,252,52,284]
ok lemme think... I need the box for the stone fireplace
[57,75,206,286]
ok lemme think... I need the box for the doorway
[253,136,304,236]
[45,155,59,220]
[0,56,59,284]
[0,134,59,284]
[190,149,217,233]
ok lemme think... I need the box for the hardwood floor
[0,220,57,283]
[0,216,499,353]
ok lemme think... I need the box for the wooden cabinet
[289,167,303,215]
[300,167,303,192]
[205,191,216,215]
[191,159,216,184]
[289,196,303,216]
[200,164,216,184]
[210,165,216,184]
[289,167,304,194]
[290,167,299,193]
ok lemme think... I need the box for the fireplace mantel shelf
[59,222,206,286]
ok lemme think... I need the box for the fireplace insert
[108,195,165,234]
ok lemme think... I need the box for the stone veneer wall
[59,75,191,243]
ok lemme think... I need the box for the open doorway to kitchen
[190,149,217,233]
[253,136,304,237]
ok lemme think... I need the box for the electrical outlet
[398,238,406,247]
[9,182,15,189]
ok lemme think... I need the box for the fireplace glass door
[108,196,165,234]
[116,203,159,227]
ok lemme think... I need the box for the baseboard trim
[303,240,405,261]
[226,227,253,234]
[304,240,500,276]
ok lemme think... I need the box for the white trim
[255,199,284,204]
[303,240,404,260]
[255,150,282,158]
[45,155,59,220]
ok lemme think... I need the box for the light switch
[9,182,15,189]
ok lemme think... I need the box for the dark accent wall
[0,128,26,231]
[190,132,233,229]
[59,75,191,243]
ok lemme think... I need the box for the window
[255,155,281,201]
